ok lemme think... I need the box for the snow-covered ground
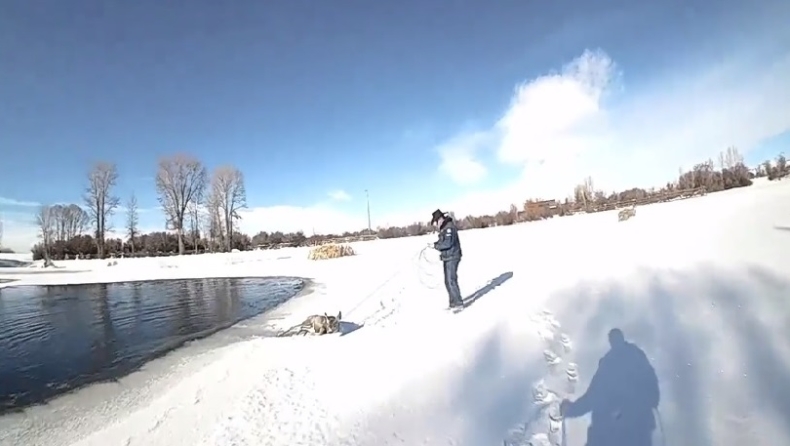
[1,178,789,446]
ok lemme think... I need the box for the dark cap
[430,209,445,225]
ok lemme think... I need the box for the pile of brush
[308,243,356,260]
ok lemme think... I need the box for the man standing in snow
[430,209,464,310]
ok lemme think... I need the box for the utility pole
[365,189,372,235]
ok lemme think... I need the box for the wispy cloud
[24,202,160,216]
[328,190,352,202]
[0,197,40,207]
[238,204,364,236]
[116,205,157,214]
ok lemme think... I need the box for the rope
[343,243,446,321]
[655,408,666,446]
[344,245,435,319]
[415,245,442,290]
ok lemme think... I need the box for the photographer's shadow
[562,328,660,446]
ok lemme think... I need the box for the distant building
[520,199,559,220]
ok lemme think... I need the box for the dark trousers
[443,258,463,307]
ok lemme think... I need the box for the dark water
[0,259,31,268]
[0,277,303,413]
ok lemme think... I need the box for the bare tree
[51,205,66,242]
[777,153,788,178]
[51,204,90,242]
[200,209,218,253]
[718,146,744,171]
[206,188,224,252]
[84,162,120,259]
[187,201,200,253]
[155,154,207,255]
[126,194,139,255]
[186,180,205,253]
[574,176,595,211]
[209,165,247,251]
[36,205,57,267]
[66,204,90,239]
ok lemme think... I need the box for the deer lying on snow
[278,312,342,337]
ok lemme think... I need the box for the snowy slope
[1,178,789,446]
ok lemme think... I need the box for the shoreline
[0,275,319,446]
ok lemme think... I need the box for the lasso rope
[655,407,666,446]
[344,244,440,319]
[415,245,443,290]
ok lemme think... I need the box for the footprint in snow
[502,309,581,446]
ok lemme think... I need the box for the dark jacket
[434,217,462,262]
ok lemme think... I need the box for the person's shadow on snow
[561,328,660,446]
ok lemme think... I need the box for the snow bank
[2,179,790,446]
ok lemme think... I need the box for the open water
[0,277,304,413]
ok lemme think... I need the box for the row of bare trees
[30,230,256,261]
[29,148,786,260]
[33,204,91,250]
[36,162,120,264]
[32,154,247,261]
[153,154,247,255]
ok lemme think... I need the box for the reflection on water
[0,259,31,268]
[0,277,303,413]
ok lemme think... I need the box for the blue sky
[1,0,789,252]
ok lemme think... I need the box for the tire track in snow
[503,309,580,446]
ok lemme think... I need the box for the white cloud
[328,190,352,202]
[437,131,491,185]
[237,204,366,236]
[0,197,40,207]
[236,199,435,236]
[1,212,37,253]
[435,47,790,218]
[116,205,157,214]
[495,49,615,169]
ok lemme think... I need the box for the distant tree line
[32,154,247,261]
[28,148,788,261]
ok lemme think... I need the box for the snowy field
[1,178,790,446]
